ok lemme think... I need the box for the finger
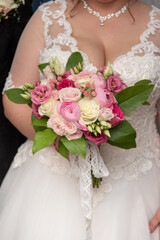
[149,209,160,233]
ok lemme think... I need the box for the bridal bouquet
[0,0,24,21]
[5,52,154,187]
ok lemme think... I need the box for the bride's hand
[149,208,160,236]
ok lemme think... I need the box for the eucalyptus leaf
[58,139,69,159]
[66,52,83,71]
[61,136,86,159]
[115,84,154,114]
[38,63,49,72]
[32,129,57,154]
[5,88,30,104]
[108,120,136,149]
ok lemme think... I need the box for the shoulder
[38,0,67,15]
[134,1,160,16]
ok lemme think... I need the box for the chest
[67,10,150,67]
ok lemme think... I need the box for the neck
[85,0,130,14]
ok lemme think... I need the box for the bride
[0,0,160,239]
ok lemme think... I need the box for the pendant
[100,22,104,26]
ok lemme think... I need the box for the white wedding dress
[0,1,160,239]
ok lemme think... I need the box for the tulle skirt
[0,140,160,240]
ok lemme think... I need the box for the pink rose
[32,103,43,119]
[84,131,108,145]
[59,87,81,102]
[63,121,77,135]
[51,89,59,100]
[47,113,66,136]
[107,75,124,93]
[31,85,51,105]
[60,102,81,122]
[92,72,107,89]
[98,108,114,121]
[57,79,75,90]
[66,130,83,140]
[96,88,117,108]
[109,103,125,127]
[47,112,78,136]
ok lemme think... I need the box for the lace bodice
[4,0,160,205]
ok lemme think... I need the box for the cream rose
[78,97,100,125]
[38,97,58,117]
[69,72,94,88]
[75,77,94,88]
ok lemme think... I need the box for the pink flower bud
[57,82,60,86]
[86,83,90,88]
[76,84,81,89]
[84,91,89,96]
[98,66,106,72]
[91,91,97,97]
[57,76,62,81]
[91,84,95,90]
[80,87,84,92]
[49,79,55,89]
[5,16,8,19]
[88,95,92,99]
[4,7,8,11]
[52,79,58,84]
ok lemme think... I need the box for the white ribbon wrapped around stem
[70,141,109,240]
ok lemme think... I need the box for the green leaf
[115,84,154,114]
[32,117,48,127]
[32,128,57,154]
[108,120,136,149]
[143,101,150,105]
[66,52,83,71]
[134,79,152,86]
[5,88,30,104]
[31,114,47,132]
[38,63,49,72]
[61,136,86,159]
[58,139,69,159]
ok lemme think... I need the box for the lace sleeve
[2,73,15,93]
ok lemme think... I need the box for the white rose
[98,108,114,121]
[59,87,81,102]
[78,97,100,125]
[38,97,58,117]
[0,0,19,12]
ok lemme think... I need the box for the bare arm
[3,9,45,140]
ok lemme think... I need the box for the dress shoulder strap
[38,0,77,51]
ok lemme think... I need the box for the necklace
[82,0,129,26]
